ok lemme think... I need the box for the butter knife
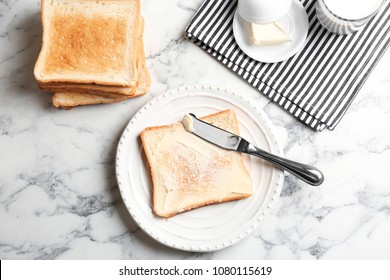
[184,113,324,186]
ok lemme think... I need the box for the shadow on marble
[280,175,301,197]
[6,11,52,108]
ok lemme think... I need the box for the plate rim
[233,0,309,63]
[116,85,285,252]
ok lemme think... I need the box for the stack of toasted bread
[34,0,150,109]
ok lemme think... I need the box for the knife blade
[184,113,324,186]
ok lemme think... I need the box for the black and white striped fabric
[185,0,390,131]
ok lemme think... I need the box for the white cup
[316,0,385,35]
[237,0,292,24]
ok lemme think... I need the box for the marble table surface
[1,0,390,260]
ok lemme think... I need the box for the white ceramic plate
[233,0,309,63]
[116,85,284,252]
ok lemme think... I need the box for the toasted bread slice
[39,17,147,96]
[141,110,253,218]
[34,0,140,87]
[52,92,129,109]
[52,66,150,108]
[38,82,137,96]
[39,15,145,96]
[133,26,150,96]
[51,17,150,108]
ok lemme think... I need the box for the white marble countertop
[1,0,390,260]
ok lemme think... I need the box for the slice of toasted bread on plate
[140,109,253,218]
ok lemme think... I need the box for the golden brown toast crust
[34,0,141,87]
[52,66,150,108]
[43,14,127,76]
[41,17,149,98]
[52,92,130,108]
[51,16,149,108]
[154,194,252,218]
[39,83,137,96]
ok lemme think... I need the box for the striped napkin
[185,0,390,131]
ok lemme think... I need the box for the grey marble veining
[1,0,390,260]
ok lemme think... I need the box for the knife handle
[246,144,324,186]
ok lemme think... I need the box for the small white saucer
[233,0,309,63]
